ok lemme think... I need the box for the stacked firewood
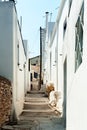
[0,76,12,127]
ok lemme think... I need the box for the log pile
[0,76,12,127]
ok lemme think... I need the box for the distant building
[0,1,28,120]
[29,55,40,90]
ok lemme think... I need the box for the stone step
[22,109,54,112]
[24,101,48,105]
[25,97,49,103]
[26,94,47,99]
[26,93,46,97]
[25,97,48,100]
[1,124,39,130]
[27,91,45,94]
[19,111,59,119]
[24,103,50,110]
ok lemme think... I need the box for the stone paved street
[2,90,65,130]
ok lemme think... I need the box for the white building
[0,1,28,121]
[41,12,55,84]
[45,0,87,129]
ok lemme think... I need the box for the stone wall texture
[0,76,12,127]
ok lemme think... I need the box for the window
[28,59,30,71]
[68,0,72,16]
[75,3,84,72]
[50,52,52,80]
[17,44,20,66]
[34,72,38,79]
[63,18,67,39]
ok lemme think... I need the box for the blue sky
[16,0,61,58]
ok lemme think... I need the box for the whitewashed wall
[58,0,86,129]
[13,3,26,118]
[0,2,13,81]
[66,0,87,130]
[58,0,68,95]
[23,40,29,94]
[0,1,27,120]
[49,33,57,90]
[48,0,87,129]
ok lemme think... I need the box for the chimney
[50,12,52,22]
[45,12,49,33]
[9,0,15,2]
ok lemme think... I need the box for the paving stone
[2,91,64,130]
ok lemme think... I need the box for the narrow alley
[2,90,64,130]
[1,0,87,130]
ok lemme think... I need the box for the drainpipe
[39,27,42,90]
